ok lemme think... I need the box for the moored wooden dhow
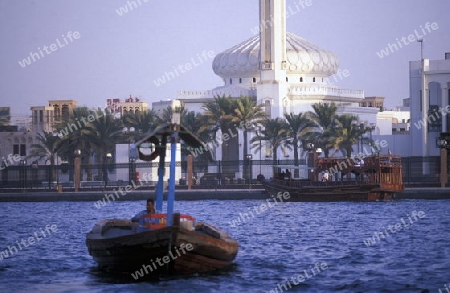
[262,154,405,201]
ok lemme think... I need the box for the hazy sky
[1,0,449,115]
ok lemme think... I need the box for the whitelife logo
[18,31,81,68]
[152,50,215,87]
[376,22,438,59]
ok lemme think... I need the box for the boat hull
[86,219,238,275]
[262,179,396,202]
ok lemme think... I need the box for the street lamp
[19,159,27,190]
[258,127,262,175]
[436,133,450,188]
[45,158,51,189]
[417,38,424,61]
[74,149,81,192]
[124,127,136,185]
[245,154,252,186]
[103,152,112,188]
[369,123,376,154]
[315,148,323,156]
[305,142,314,166]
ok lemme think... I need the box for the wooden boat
[86,115,238,275]
[262,154,405,201]
[86,213,238,274]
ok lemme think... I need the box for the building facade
[409,53,450,157]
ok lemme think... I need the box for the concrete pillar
[74,157,81,192]
[187,154,193,190]
[422,83,429,157]
[441,148,447,188]
[442,86,449,132]
[421,65,430,174]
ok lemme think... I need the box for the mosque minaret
[257,0,288,119]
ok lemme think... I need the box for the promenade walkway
[0,187,449,202]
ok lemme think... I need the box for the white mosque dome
[212,32,339,78]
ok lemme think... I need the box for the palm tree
[305,102,339,157]
[84,109,123,184]
[332,114,364,157]
[199,95,235,160]
[122,109,159,140]
[159,105,187,124]
[28,132,61,182]
[284,112,312,177]
[54,107,97,180]
[230,96,267,159]
[182,111,210,144]
[250,118,289,164]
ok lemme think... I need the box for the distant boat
[86,117,238,275]
[86,213,238,275]
[262,154,405,201]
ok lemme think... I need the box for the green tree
[230,96,267,160]
[284,112,312,176]
[159,105,187,124]
[122,109,160,140]
[28,132,61,182]
[250,118,289,164]
[333,114,365,157]
[305,102,339,157]
[54,107,97,180]
[84,109,123,182]
[199,95,235,160]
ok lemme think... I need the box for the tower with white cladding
[257,0,288,119]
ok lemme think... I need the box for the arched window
[264,100,271,116]
[61,105,69,118]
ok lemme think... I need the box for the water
[0,199,449,293]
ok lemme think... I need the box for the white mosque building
[159,0,380,164]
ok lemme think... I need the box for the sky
[0,0,449,116]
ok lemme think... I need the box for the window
[229,78,232,85]
[300,77,303,82]
[13,144,26,156]
[419,90,422,112]
[253,77,256,83]
[286,77,289,82]
[62,104,70,118]
[428,105,442,132]
[313,77,316,82]
[264,100,271,116]
[239,78,242,83]
[39,110,44,122]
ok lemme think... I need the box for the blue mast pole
[155,136,167,213]
[166,131,178,226]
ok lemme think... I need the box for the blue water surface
[0,199,449,293]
